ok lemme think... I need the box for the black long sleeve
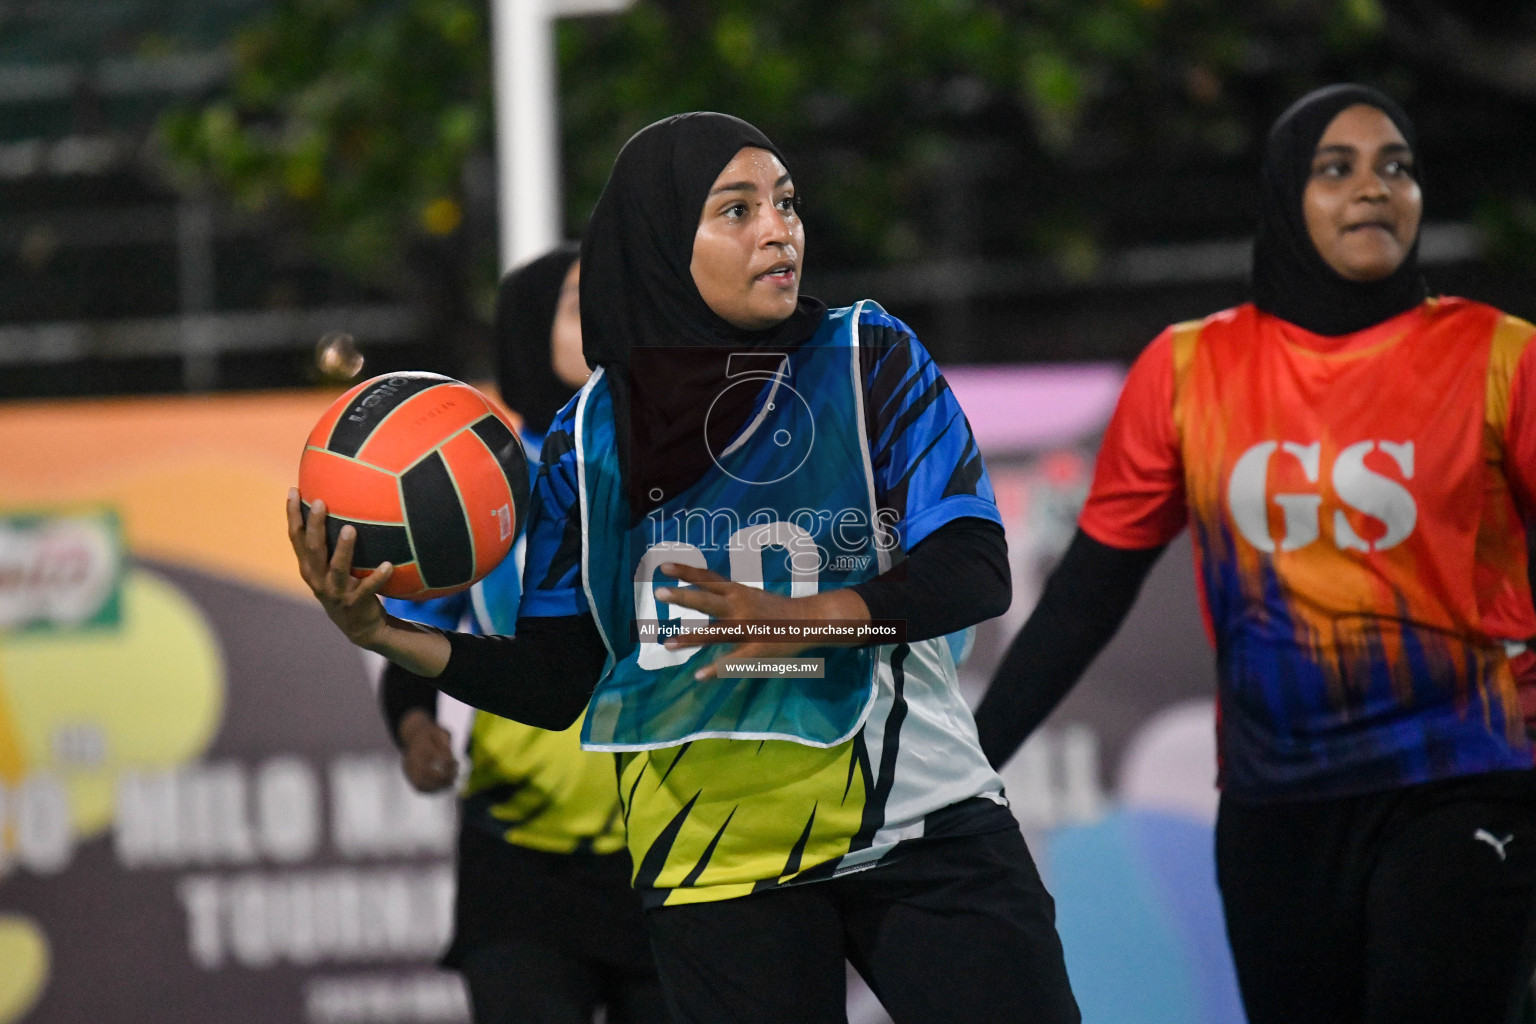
[973,528,1165,769]
[851,517,1012,642]
[429,612,609,731]
[379,662,438,747]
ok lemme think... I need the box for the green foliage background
[161,0,1532,309]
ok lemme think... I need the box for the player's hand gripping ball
[297,372,530,599]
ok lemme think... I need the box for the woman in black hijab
[1250,85,1427,334]
[376,245,667,1024]
[976,84,1536,1023]
[577,111,829,519]
[291,112,1080,1023]
[493,242,586,443]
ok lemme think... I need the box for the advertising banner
[0,393,465,1024]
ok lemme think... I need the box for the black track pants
[1217,770,1536,1024]
[644,826,1081,1024]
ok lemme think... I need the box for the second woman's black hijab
[1251,83,1427,336]
[579,112,827,520]
[494,242,579,438]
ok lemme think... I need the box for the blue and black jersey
[520,303,1008,907]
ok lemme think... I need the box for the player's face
[1303,104,1422,283]
[549,259,589,389]
[690,147,804,331]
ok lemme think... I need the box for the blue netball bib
[577,304,891,750]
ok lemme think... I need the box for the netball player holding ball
[977,84,1536,1023]
[291,112,1079,1023]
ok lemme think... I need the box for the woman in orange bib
[978,84,1536,1023]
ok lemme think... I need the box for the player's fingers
[734,639,805,660]
[657,585,731,621]
[665,623,719,650]
[327,524,357,581]
[662,563,733,593]
[286,488,305,545]
[347,562,394,603]
[424,729,454,759]
[287,492,319,586]
[692,642,749,681]
[404,752,453,793]
[421,746,457,784]
[304,498,332,565]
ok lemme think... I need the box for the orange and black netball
[297,371,530,599]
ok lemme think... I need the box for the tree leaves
[161,0,1410,294]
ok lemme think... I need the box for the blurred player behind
[380,245,669,1024]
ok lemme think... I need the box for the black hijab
[494,243,580,438]
[1251,83,1427,336]
[579,112,826,521]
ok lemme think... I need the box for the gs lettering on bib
[1226,438,1417,554]
[575,304,892,751]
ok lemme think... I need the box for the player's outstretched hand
[658,562,870,681]
[287,488,394,649]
